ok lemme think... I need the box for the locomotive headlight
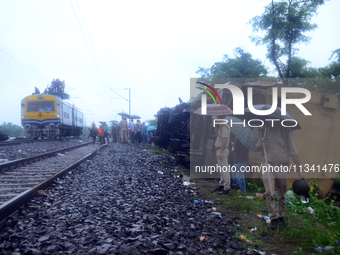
[21,116,24,119]
[57,115,60,118]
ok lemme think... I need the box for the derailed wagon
[189,79,340,197]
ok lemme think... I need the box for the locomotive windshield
[27,101,55,112]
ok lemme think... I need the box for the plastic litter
[57,153,65,156]
[18,150,22,152]
[250,227,257,232]
[286,199,294,206]
[246,196,254,199]
[286,190,295,199]
[158,171,163,174]
[315,246,334,252]
[254,249,266,255]
[0,159,9,163]
[199,236,205,242]
[211,212,221,216]
[212,207,217,211]
[240,235,246,240]
[205,200,213,204]
[257,214,270,222]
[37,190,45,194]
[307,207,315,214]
[183,181,194,186]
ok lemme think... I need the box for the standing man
[111,122,118,143]
[211,116,231,195]
[231,138,249,192]
[141,122,148,144]
[129,119,136,143]
[256,122,305,230]
[120,117,128,143]
[135,120,142,143]
[103,122,109,144]
[90,123,98,145]
[98,125,104,145]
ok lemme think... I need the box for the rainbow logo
[197,82,222,105]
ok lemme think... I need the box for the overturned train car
[190,81,340,197]
[153,101,190,161]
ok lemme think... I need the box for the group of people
[43,79,66,96]
[89,117,151,145]
[211,115,305,230]
[111,117,150,144]
[88,122,110,145]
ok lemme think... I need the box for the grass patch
[191,178,340,255]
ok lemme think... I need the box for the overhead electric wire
[75,0,107,86]
[0,43,49,82]
[69,0,121,118]
[69,0,107,90]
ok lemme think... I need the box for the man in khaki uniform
[256,122,305,229]
[135,120,142,143]
[119,117,128,143]
[211,116,231,195]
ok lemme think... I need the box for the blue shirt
[129,122,135,131]
[141,124,147,135]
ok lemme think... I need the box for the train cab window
[27,101,54,112]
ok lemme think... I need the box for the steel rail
[0,142,92,172]
[0,137,86,146]
[0,143,107,222]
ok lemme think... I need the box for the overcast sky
[0,0,339,127]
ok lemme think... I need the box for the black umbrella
[244,104,301,130]
[118,112,130,118]
[129,114,141,119]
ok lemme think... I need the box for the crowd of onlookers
[87,117,155,145]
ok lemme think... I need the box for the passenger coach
[21,94,83,138]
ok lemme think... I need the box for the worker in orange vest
[98,125,104,145]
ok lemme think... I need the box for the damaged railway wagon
[189,80,340,197]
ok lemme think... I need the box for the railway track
[0,141,106,222]
[0,137,84,146]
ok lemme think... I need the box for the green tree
[196,47,268,82]
[249,0,326,83]
[0,122,24,137]
[146,118,157,127]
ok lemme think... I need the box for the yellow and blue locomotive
[21,80,83,138]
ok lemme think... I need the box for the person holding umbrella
[256,120,305,230]
[211,115,232,195]
[194,103,233,195]
[225,116,258,193]
[231,138,249,192]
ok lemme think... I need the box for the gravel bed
[0,139,90,161]
[0,144,99,202]
[0,143,262,255]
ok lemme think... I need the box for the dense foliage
[0,122,24,137]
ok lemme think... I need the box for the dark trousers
[104,133,109,144]
[135,131,141,143]
[99,136,104,145]
[92,136,96,145]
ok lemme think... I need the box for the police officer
[256,122,305,230]
[120,117,128,143]
[211,115,231,195]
